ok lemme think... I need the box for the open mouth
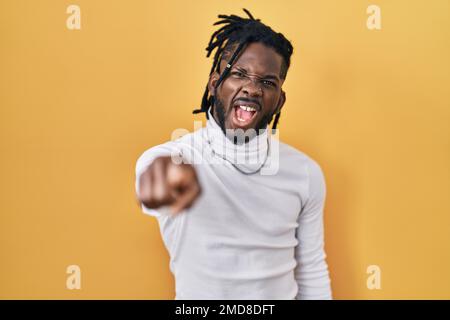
[232,104,259,127]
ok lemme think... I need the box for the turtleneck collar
[204,108,269,173]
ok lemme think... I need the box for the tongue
[236,107,254,121]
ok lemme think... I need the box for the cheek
[220,81,239,108]
[263,93,280,112]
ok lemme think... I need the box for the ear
[275,90,286,114]
[208,71,220,97]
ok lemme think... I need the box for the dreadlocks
[192,8,294,130]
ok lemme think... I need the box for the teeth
[238,105,256,112]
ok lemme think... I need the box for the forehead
[225,42,283,77]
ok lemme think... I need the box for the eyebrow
[234,66,280,82]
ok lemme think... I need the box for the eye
[263,80,276,87]
[231,71,245,77]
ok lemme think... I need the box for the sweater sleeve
[135,143,179,217]
[294,158,332,300]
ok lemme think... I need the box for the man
[135,9,332,299]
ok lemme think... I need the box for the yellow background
[1,0,449,299]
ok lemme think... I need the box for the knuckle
[140,195,156,209]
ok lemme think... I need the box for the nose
[242,77,263,97]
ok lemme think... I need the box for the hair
[192,8,294,130]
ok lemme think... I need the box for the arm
[294,159,332,300]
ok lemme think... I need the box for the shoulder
[277,142,327,217]
[279,141,324,175]
[278,141,326,195]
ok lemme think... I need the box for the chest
[189,163,304,238]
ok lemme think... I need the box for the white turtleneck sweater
[135,110,332,300]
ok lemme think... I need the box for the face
[208,42,286,134]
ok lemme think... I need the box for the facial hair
[213,92,276,135]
